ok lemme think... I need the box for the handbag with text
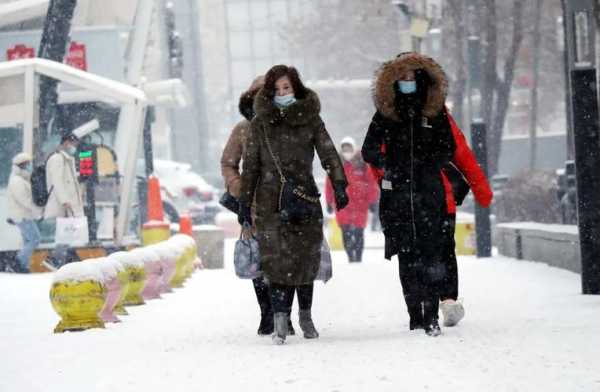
[55,216,89,247]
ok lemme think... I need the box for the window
[229,31,252,59]
[226,1,250,31]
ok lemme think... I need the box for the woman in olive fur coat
[239,65,348,344]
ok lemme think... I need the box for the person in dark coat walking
[325,137,379,262]
[362,52,455,337]
[221,75,298,336]
[366,91,494,331]
[239,65,349,345]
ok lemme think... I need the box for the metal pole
[563,0,600,294]
[143,107,156,177]
[471,120,492,258]
[465,0,490,258]
[36,0,77,165]
[85,178,97,243]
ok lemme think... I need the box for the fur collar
[254,88,321,126]
[373,53,448,121]
[239,76,265,121]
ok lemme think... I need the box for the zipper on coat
[409,113,417,242]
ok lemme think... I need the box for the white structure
[0,58,147,244]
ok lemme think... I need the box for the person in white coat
[42,134,84,271]
[44,134,84,219]
[7,153,41,273]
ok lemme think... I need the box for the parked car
[152,160,222,224]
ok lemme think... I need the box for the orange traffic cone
[142,175,170,245]
[146,175,164,222]
[179,214,193,236]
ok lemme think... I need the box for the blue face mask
[274,94,297,108]
[66,146,77,156]
[398,80,417,94]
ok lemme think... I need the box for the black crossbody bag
[263,130,321,224]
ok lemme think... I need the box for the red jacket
[326,157,380,228]
[368,110,493,214]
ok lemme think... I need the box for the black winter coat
[363,111,454,259]
[363,53,455,260]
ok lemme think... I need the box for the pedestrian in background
[42,133,84,271]
[326,137,379,263]
[362,52,455,337]
[239,65,348,345]
[7,153,41,273]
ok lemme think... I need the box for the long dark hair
[263,65,309,100]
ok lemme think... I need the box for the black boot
[287,314,296,336]
[253,278,274,336]
[408,304,424,330]
[257,311,274,335]
[423,298,442,337]
[405,294,424,331]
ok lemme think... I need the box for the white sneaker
[440,299,465,327]
[42,259,58,272]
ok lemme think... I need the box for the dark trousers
[341,225,365,262]
[398,248,444,324]
[440,214,458,301]
[252,277,272,316]
[270,283,314,314]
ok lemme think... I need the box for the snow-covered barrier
[49,235,200,333]
[50,261,108,333]
[496,222,581,273]
[96,257,127,323]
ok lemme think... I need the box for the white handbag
[55,216,89,246]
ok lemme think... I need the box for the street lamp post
[562,0,600,294]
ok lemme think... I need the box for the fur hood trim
[373,52,448,120]
[239,76,265,121]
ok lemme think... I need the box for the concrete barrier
[193,225,224,269]
[50,262,107,333]
[49,236,201,333]
[496,222,581,274]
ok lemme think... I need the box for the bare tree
[445,0,467,128]
[479,0,526,176]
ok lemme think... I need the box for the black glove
[334,183,349,210]
[327,205,334,214]
[238,202,252,227]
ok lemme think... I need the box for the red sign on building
[65,42,87,71]
[7,44,35,61]
[6,42,88,71]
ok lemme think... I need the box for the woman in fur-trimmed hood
[361,52,455,337]
[239,65,348,345]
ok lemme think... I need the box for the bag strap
[262,129,287,184]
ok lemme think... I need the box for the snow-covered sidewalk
[1,240,599,392]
